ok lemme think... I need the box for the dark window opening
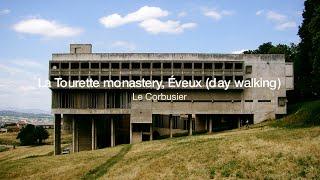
[101,76,109,81]
[225,76,233,82]
[163,63,171,69]
[246,65,252,74]
[111,63,119,69]
[184,76,192,81]
[152,76,161,81]
[194,63,202,69]
[204,63,212,69]
[91,76,99,81]
[61,63,69,69]
[225,63,233,69]
[235,76,243,81]
[50,76,59,81]
[235,63,243,69]
[163,76,171,81]
[132,76,140,81]
[80,76,89,80]
[142,63,150,69]
[258,100,271,102]
[215,63,223,69]
[175,76,181,81]
[278,97,286,106]
[142,76,150,80]
[91,63,99,69]
[121,76,129,80]
[215,76,223,81]
[122,63,129,69]
[71,63,79,69]
[61,76,68,81]
[111,76,119,81]
[132,63,140,69]
[245,100,253,102]
[184,63,192,69]
[153,63,161,69]
[173,63,182,69]
[71,76,78,81]
[205,76,212,81]
[81,63,89,69]
[101,63,109,69]
[194,76,202,81]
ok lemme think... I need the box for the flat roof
[51,53,285,62]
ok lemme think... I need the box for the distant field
[0,129,72,146]
[0,101,319,179]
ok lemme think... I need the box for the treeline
[244,0,320,102]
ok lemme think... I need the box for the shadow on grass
[82,144,132,179]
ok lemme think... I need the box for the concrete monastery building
[50,44,293,154]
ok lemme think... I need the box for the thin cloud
[139,19,196,34]
[178,11,187,17]
[13,18,83,37]
[99,6,169,28]
[266,11,286,22]
[204,9,234,21]
[0,9,10,15]
[257,10,297,31]
[231,49,248,54]
[256,10,264,16]
[276,21,297,31]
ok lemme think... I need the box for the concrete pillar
[72,116,78,153]
[205,117,208,131]
[188,114,192,136]
[238,117,241,128]
[169,115,173,138]
[91,119,96,150]
[54,114,61,155]
[111,118,115,147]
[150,123,153,140]
[129,122,132,144]
[209,117,212,133]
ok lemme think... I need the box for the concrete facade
[50,44,293,154]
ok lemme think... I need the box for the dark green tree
[16,124,37,145]
[34,126,49,144]
[296,0,320,98]
[16,124,49,145]
[243,42,297,62]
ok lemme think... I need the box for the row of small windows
[50,75,244,81]
[51,62,244,70]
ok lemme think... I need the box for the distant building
[50,44,294,154]
[16,119,28,129]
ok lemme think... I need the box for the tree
[16,124,49,145]
[34,126,49,144]
[243,42,297,62]
[296,0,320,98]
[16,124,37,145]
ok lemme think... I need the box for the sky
[0,0,304,112]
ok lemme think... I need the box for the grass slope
[0,100,319,179]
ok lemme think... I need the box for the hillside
[0,101,319,179]
[0,126,319,179]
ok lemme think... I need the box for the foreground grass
[104,127,320,179]
[0,126,319,179]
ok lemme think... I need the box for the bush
[16,124,49,145]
